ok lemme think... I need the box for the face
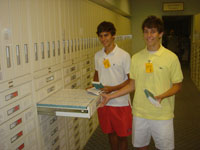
[98,32,115,48]
[143,27,163,50]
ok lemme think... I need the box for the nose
[147,32,152,37]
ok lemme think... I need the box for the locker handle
[89,128,93,134]
[71,40,73,52]
[47,86,55,93]
[81,38,84,50]
[16,45,21,65]
[74,124,79,130]
[63,40,66,54]
[72,83,77,89]
[86,60,90,64]
[70,66,76,72]
[24,44,28,63]
[47,42,50,58]
[46,75,54,83]
[74,39,77,51]
[74,131,79,138]
[6,46,11,68]
[7,105,20,116]
[67,40,70,53]
[77,39,80,50]
[50,116,57,125]
[11,131,23,143]
[57,40,60,56]
[34,43,38,61]
[41,42,45,59]
[17,143,24,150]
[88,38,90,48]
[84,38,87,49]
[87,75,90,79]
[10,118,22,130]
[75,137,80,146]
[71,74,76,80]
[51,126,58,136]
[5,91,18,101]
[52,136,59,146]
[52,41,55,57]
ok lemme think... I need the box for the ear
[159,32,164,39]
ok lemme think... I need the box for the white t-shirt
[95,45,131,106]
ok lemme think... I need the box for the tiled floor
[84,63,200,150]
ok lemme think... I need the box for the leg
[118,136,128,150]
[108,132,119,150]
[135,145,148,150]
[150,119,174,150]
[132,117,151,149]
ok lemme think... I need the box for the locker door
[27,0,41,72]
[20,0,31,75]
[55,0,62,65]
[59,0,66,62]
[64,0,70,61]
[43,0,51,69]
[10,0,24,78]
[49,0,56,66]
[37,0,46,70]
[0,0,14,82]
[67,0,75,60]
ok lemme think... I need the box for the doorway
[162,15,192,64]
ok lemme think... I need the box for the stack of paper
[87,87,102,96]
[144,89,161,107]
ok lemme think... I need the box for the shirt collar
[102,44,118,56]
[145,44,164,56]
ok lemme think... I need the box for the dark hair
[142,16,164,33]
[96,21,116,36]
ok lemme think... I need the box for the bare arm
[102,74,130,93]
[100,79,135,107]
[93,70,99,82]
[155,82,182,103]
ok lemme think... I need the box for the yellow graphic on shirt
[145,62,154,73]
[103,59,110,68]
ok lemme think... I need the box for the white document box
[37,89,100,118]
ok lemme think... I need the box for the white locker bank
[0,0,132,149]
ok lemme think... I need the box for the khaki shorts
[132,116,174,150]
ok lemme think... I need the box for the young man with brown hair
[94,21,132,150]
[101,16,183,150]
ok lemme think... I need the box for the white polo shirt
[95,45,131,106]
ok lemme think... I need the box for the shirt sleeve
[170,56,183,83]
[123,53,131,74]
[130,55,135,79]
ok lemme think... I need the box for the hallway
[84,63,200,150]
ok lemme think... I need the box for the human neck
[105,43,115,54]
[147,43,160,51]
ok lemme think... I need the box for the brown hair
[142,16,164,33]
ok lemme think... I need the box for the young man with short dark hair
[101,16,183,150]
[94,21,132,150]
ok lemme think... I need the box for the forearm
[157,82,182,100]
[109,79,135,99]
[110,78,130,91]
[93,70,99,82]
